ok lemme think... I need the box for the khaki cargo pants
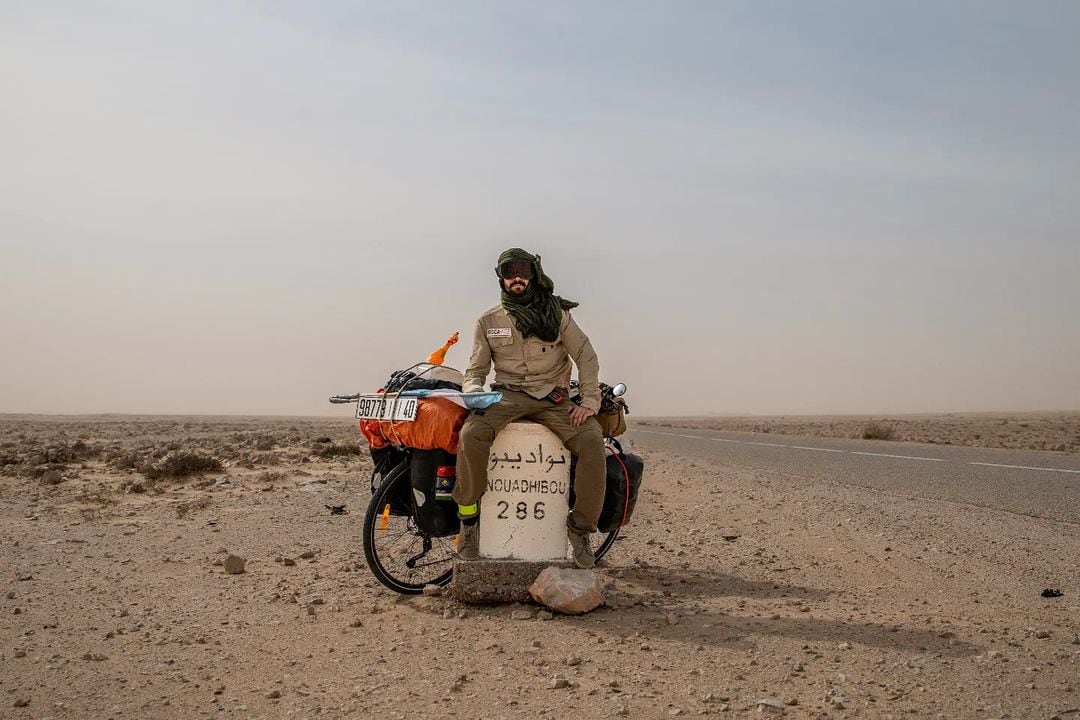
[452,390,606,535]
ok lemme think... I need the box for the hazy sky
[2,1,1078,416]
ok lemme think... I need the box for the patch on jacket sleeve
[486,327,512,338]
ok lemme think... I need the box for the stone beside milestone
[529,566,605,614]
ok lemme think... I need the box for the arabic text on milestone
[488,443,568,473]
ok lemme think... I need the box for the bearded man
[452,248,605,568]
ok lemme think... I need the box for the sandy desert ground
[638,413,1080,454]
[2,414,1079,719]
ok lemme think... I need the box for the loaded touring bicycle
[330,341,643,595]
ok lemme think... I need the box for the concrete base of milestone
[448,557,572,604]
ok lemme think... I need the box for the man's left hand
[568,404,596,428]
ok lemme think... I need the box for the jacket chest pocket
[524,339,558,367]
[488,336,517,359]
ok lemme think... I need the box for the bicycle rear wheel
[594,526,620,563]
[362,461,455,594]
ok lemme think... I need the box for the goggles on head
[497,259,534,281]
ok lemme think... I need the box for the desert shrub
[313,442,362,458]
[861,422,895,441]
[254,436,277,451]
[145,451,223,480]
[77,483,114,505]
[252,451,279,466]
[175,495,212,518]
[111,450,152,472]
[120,478,148,493]
[69,439,102,460]
[27,463,66,479]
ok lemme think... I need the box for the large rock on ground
[529,567,605,614]
[223,555,246,575]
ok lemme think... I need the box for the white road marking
[632,429,1080,474]
[969,462,1080,475]
[849,451,945,462]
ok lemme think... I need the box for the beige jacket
[462,305,601,412]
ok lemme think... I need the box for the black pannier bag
[409,449,460,538]
[597,447,644,533]
[369,446,412,516]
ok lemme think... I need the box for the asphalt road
[626,425,1080,525]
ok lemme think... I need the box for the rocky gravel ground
[1,415,1078,719]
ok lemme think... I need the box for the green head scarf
[497,248,578,343]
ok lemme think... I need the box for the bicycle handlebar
[329,394,360,404]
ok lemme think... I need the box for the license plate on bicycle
[355,395,418,422]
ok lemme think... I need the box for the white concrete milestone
[479,422,571,561]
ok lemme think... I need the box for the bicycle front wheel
[362,461,455,594]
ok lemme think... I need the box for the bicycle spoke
[372,519,453,583]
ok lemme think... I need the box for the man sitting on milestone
[452,248,605,568]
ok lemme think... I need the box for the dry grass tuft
[77,483,115,505]
[312,442,363,459]
[860,421,895,441]
[175,495,212,518]
[145,451,223,480]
